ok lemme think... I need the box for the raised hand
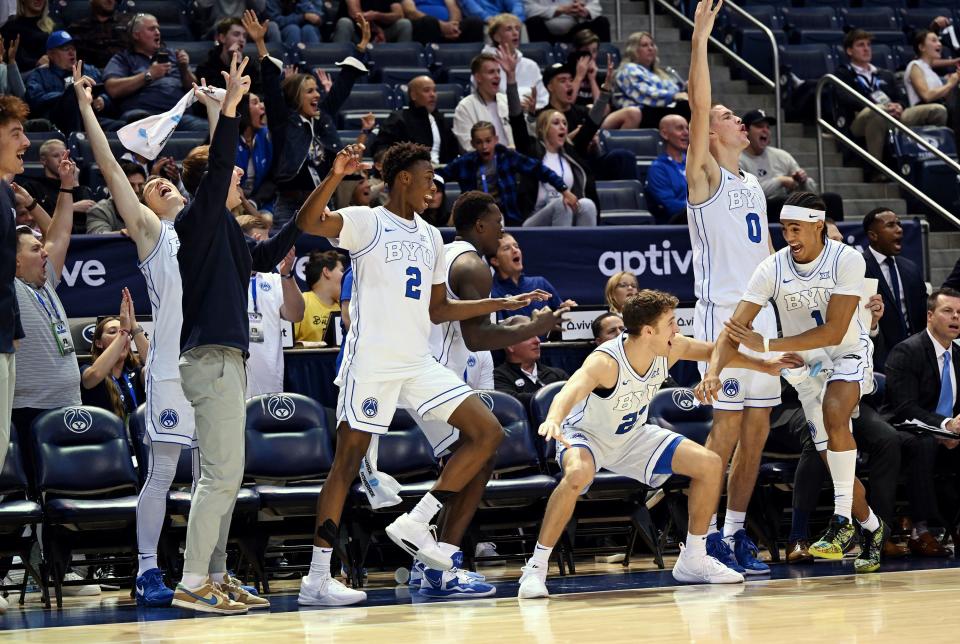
[333,143,365,176]
[72,61,96,107]
[57,150,79,189]
[176,49,190,67]
[119,288,132,331]
[496,43,518,80]
[221,52,252,116]
[242,9,270,43]
[521,85,537,114]
[192,78,219,110]
[694,374,720,404]
[360,112,376,131]
[763,352,805,375]
[601,54,615,92]
[315,69,333,93]
[692,0,724,38]
[357,13,372,50]
[533,304,570,333]
[7,35,18,64]
[562,190,580,212]
[280,246,297,275]
[497,289,552,311]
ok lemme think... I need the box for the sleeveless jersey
[138,220,184,381]
[562,334,670,437]
[743,239,871,362]
[336,206,446,382]
[687,169,770,308]
[430,240,483,378]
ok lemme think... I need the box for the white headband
[780,205,826,222]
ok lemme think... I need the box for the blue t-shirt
[491,273,561,321]
[415,0,450,20]
[103,49,186,114]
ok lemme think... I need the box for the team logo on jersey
[383,240,434,266]
[783,287,830,311]
[259,281,272,292]
[159,409,179,429]
[672,389,698,411]
[722,378,741,398]
[567,432,586,442]
[467,355,477,368]
[267,395,296,421]
[479,392,495,411]
[727,188,759,210]
[362,397,379,418]
[63,407,93,433]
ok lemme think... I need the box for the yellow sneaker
[809,515,857,560]
[219,574,271,609]
[171,579,248,615]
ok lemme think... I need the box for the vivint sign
[560,307,696,341]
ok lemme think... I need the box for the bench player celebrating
[518,290,800,597]
[705,192,888,574]
[294,142,548,606]
[685,0,779,574]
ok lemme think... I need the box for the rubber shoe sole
[385,524,451,571]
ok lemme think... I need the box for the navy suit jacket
[885,330,960,427]
[862,248,926,371]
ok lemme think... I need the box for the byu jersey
[688,169,770,307]
[562,334,669,437]
[743,239,871,361]
[430,240,482,378]
[335,206,446,381]
[138,220,184,381]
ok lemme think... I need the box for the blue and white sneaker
[419,567,496,599]
[731,529,770,575]
[135,568,174,607]
[706,533,746,575]
[412,552,485,586]
[451,551,486,582]
[409,559,426,587]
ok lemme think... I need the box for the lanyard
[854,68,877,91]
[480,172,488,193]
[112,371,139,410]
[33,286,61,324]
[556,155,565,182]
[250,276,259,314]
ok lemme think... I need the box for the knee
[477,416,504,452]
[698,450,723,482]
[562,464,594,492]
[624,106,643,128]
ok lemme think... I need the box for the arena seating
[0,429,44,607]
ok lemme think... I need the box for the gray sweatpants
[524,196,598,227]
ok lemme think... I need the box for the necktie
[936,350,954,418]
[884,256,908,334]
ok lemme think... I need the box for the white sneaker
[672,546,745,584]
[0,592,8,613]
[475,542,498,558]
[298,575,367,606]
[58,572,101,596]
[517,563,549,599]
[385,514,453,571]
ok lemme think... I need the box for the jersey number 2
[405,266,422,300]
[745,212,762,244]
[616,408,645,435]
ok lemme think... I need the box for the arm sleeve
[476,352,494,390]
[249,215,302,272]
[431,226,446,285]
[833,249,867,297]
[260,54,290,133]
[174,115,240,240]
[102,54,128,81]
[542,277,562,308]
[333,206,379,253]
[24,71,64,108]
[265,0,302,27]
[741,256,777,306]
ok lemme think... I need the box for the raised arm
[538,352,615,447]
[909,64,960,103]
[278,248,305,322]
[81,330,131,389]
[726,294,860,354]
[44,151,78,280]
[685,0,724,205]
[319,17,370,116]
[296,144,366,238]
[119,287,149,367]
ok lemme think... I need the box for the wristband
[132,326,145,337]
[26,199,38,211]
[763,337,770,353]
[281,272,294,279]
[59,188,74,194]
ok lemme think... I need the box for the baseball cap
[742,108,777,127]
[46,30,74,51]
[543,62,575,86]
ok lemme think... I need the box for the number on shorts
[616,409,643,435]
[745,212,762,243]
[405,266,422,299]
[810,310,825,326]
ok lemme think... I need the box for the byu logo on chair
[63,407,94,433]
[672,388,698,411]
[159,409,180,429]
[267,395,296,421]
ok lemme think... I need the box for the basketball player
[293,143,548,606]
[407,191,568,598]
[517,290,800,598]
[685,0,776,574]
[704,192,888,573]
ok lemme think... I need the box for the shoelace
[703,555,734,575]
[739,534,760,557]
[711,538,736,560]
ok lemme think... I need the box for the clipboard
[893,419,960,441]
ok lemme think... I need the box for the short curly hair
[381,142,432,187]
[452,191,496,232]
[622,289,678,335]
[0,96,29,128]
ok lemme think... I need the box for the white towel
[117,86,226,160]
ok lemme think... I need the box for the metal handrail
[815,74,960,230]
[647,0,781,146]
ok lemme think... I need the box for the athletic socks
[684,533,708,558]
[826,449,857,521]
[209,571,226,584]
[529,542,553,568]
[722,510,747,542]
[138,554,158,577]
[409,492,443,524]
[708,513,719,536]
[858,509,880,534]
[307,546,333,582]
[180,573,206,589]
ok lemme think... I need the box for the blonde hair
[17,0,53,33]
[622,31,668,80]
[535,109,567,143]
[487,13,521,44]
[604,271,638,313]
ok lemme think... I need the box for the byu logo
[259,281,272,292]
[672,388,697,411]
[267,395,296,421]
[722,378,741,398]
[159,409,179,429]
[479,392,495,411]
[727,188,758,210]
[467,355,477,368]
[362,397,379,418]
[63,407,93,433]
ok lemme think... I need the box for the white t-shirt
[464,351,494,390]
[905,59,943,107]
[428,113,441,165]
[486,100,509,143]
[246,271,286,397]
[537,150,574,206]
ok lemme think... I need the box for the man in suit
[494,315,568,411]
[862,208,927,371]
[885,287,960,556]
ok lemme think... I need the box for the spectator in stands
[567,30,641,130]
[19,139,96,220]
[85,161,147,233]
[194,0,269,39]
[739,109,842,221]
[613,31,688,129]
[591,311,623,345]
[836,30,948,181]
[25,31,124,134]
[884,287,960,556]
[294,249,344,344]
[929,16,960,72]
[645,114,688,224]
[439,121,576,226]
[905,29,960,139]
[420,174,447,225]
[245,10,370,226]
[103,14,205,130]
[454,53,514,153]
[524,0,608,44]
[196,18,262,94]
[494,315,568,409]
[480,14,547,112]
[80,289,147,420]
[489,232,574,320]
[373,75,459,165]
[0,34,24,98]
[333,0,412,43]
[333,173,372,209]
[402,0,483,44]
[266,0,324,49]
[236,93,272,202]
[862,207,927,372]
[0,0,56,69]
[67,0,131,69]
[460,0,525,27]
[603,270,637,314]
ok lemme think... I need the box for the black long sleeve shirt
[0,181,23,353]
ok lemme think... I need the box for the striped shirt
[613,63,683,108]
[13,258,81,409]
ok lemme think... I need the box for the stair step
[794,152,844,166]
[929,249,958,269]
[812,167,865,183]
[929,232,960,249]
[842,198,908,218]
[825,183,901,200]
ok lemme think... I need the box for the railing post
[647,0,653,40]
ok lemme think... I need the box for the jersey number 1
[745,212,762,244]
[405,266,422,300]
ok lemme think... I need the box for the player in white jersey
[294,144,548,606]
[684,0,778,575]
[75,69,198,607]
[706,192,888,574]
[517,290,799,597]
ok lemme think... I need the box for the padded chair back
[301,43,356,66]
[647,388,713,446]
[369,42,428,69]
[397,83,466,111]
[0,425,29,496]
[725,4,782,29]
[442,181,461,217]
[602,129,661,161]
[479,391,538,473]
[596,180,645,211]
[244,394,334,481]
[69,318,96,355]
[128,405,194,485]
[840,7,898,32]
[520,42,555,67]
[380,67,431,87]
[339,83,397,113]
[373,410,438,480]
[430,43,485,70]
[529,381,566,463]
[780,44,836,80]
[781,7,838,30]
[31,406,139,496]
[124,0,184,23]
[901,8,953,33]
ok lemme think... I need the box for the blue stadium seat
[30,406,140,607]
[444,67,473,87]
[520,42,555,67]
[603,129,662,161]
[24,132,65,163]
[793,28,845,47]
[300,43,357,67]
[396,83,466,111]
[723,4,783,30]
[0,427,44,606]
[595,179,655,226]
[369,42,428,69]
[780,44,837,80]
[647,388,713,446]
[840,7,900,32]
[836,43,896,72]
[738,29,787,80]
[125,0,187,25]
[430,42,485,72]
[529,381,566,467]
[868,31,909,47]
[916,0,958,8]
[441,180,461,216]
[888,125,960,219]
[379,67,431,87]
[900,8,955,34]
[781,7,838,31]
[337,83,398,129]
